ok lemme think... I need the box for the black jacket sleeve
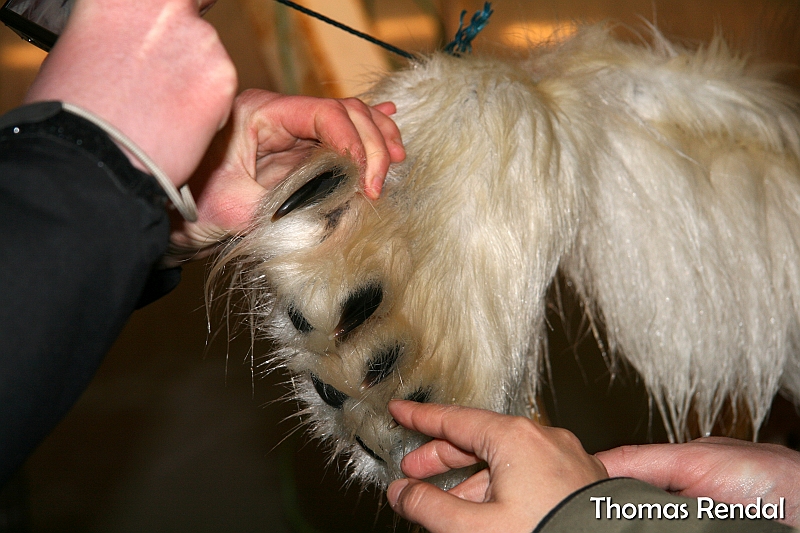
[0,102,177,484]
[535,478,798,533]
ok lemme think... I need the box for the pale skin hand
[386,401,607,533]
[169,89,405,257]
[596,437,800,526]
[24,0,238,187]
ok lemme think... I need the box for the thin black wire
[273,0,415,60]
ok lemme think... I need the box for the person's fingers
[596,437,794,496]
[388,402,608,532]
[372,101,397,116]
[447,468,492,502]
[365,105,406,195]
[389,400,510,458]
[596,441,737,496]
[368,101,405,161]
[388,478,497,533]
[400,437,482,479]
[263,95,402,198]
[337,98,396,199]
[263,97,368,156]
[596,444,684,487]
[228,91,405,197]
[369,101,404,162]
[598,439,800,526]
[240,94,370,173]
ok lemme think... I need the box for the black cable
[273,0,415,60]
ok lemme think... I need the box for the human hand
[24,0,237,187]
[168,89,405,259]
[596,437,800,526]
[386,401,607,533]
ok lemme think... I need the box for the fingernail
[363,180,381,200]
[387,479,409,507]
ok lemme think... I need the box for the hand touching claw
[168,89,405,261]
[387,401,607,533]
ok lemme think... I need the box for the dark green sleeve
[535,478,797,533]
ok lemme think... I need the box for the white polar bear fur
[212,24,800,487]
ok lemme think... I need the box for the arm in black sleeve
[0,102,179,484]
[535,478,798,533]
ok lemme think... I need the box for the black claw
[288,305,313,333]
[310,373,349,409]
[272,168,347,221]
[361,344,402,389]
[355,436,385,463]
[404,387,431,403]
[333,284,383,341]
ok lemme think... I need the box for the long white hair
[211,24,800,487]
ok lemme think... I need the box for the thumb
[388,479,486,533]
